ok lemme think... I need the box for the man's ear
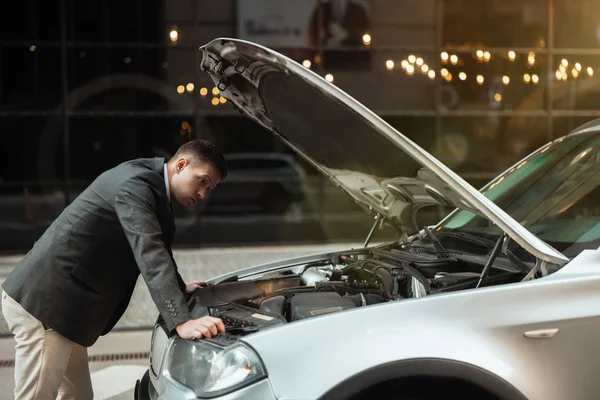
[176,157,188,173]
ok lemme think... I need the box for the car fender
[244,281,567,400]
[317,358,528,400]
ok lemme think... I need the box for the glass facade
[2,0,600,251]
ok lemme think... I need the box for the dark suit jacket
[2,157,191,347]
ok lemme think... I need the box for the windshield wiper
[440,231,532,274]
[438,231,498,250]
[423,225,451,258]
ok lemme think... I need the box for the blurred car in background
[202,152,308,216]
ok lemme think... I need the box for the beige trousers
[1,292,93,400]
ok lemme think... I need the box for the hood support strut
[364,213,385,247]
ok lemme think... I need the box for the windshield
[440,131,600,258]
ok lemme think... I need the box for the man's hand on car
[184,280,208,294]
[176,316,225,340]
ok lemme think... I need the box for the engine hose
[365,259,431,294]
[369,266,393,298]
[344,261,392,298]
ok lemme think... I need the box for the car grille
[150,324,170,377]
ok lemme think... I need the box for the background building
[1,0,600,251]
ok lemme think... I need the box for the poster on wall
[236,0,371,69]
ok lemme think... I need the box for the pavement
[0,242,363,399]
[0,330,152,400]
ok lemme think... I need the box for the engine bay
[157,237,531,344]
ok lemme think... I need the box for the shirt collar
[164,163,171,203]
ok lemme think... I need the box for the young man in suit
[1,139,228,399]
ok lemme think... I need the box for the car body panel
[241,249,600,400]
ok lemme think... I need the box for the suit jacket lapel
[169,201,176,238]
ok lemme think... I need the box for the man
[1,139,227,399]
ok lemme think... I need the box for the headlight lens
[166,339,266,397]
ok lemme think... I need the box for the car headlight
[166,338,267,397]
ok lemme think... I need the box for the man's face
[170,157,221,208]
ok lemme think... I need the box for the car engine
[157,236,524,345]
[153,239,526,343]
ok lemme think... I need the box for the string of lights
[167,28,595,96]
[382,51,593,84]
[175,83,227,107]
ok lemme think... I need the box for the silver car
[135,38,600,400]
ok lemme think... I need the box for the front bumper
[135,370,154,400]
[135,368,277,400]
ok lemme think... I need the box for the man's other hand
[176,316,225,340]
[184,280,208,294]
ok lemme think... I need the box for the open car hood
[199,38,568,266]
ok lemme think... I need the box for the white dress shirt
[164,164,171,203]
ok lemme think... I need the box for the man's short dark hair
[172,139,228,179]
